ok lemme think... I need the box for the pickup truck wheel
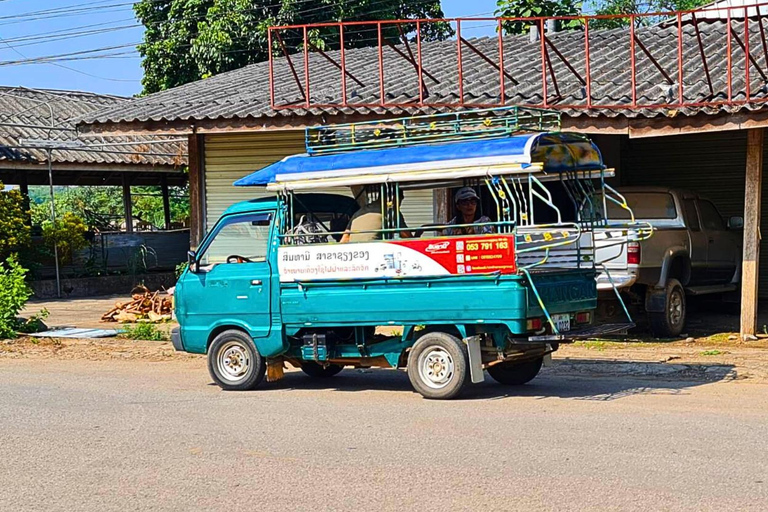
[207,330,266,391]
[648,278,686,338]
[407,332,469,400]
[301,362,344,378]
[487,357,543,386]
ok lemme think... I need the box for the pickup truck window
[698,200,725,231]
[683,199,700,231]
[605,192,677,220]
[199,213,272,265]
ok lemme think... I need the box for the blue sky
[0,0,500,97]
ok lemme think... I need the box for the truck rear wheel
[301,362,344,378]
[648,278,686,338]
[487,357,543,386]
[407,332,469,400]
[207,330,266,391]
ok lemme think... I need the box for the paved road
[1,358,767,512]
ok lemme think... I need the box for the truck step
[529,323,635,342]
[685,284,737,296]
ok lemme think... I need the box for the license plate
[552,314,571,332]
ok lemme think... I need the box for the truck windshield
[606,192,677,220]
[199,213,272,265]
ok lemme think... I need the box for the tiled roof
[82,18,768,128]
[0,86,186,166]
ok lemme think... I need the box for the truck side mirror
[728,216,744,230]
[187,250,199,273]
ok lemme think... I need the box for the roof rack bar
[304,106,561,155]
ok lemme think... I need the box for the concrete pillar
[740,128,764,337]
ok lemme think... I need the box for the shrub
[0,255,32,339]
[119,323,169,341]
[0,182,31,260]
[42,212,89,264]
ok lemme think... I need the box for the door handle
[251,279,262,286]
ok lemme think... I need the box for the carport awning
[234,132,605,191]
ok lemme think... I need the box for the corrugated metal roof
[0,86,186,167]
[81,18,768,130]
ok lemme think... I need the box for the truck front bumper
[171,327,184,351]
[596,272,636,291]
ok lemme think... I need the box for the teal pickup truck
[172,109,636,399]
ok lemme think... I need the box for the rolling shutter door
[621,131,768,297]
[204,131,434,233]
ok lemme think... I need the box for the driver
[442,187,493,236]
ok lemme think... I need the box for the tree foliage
[42,213,90,265]
[30,186,189,231]
[495,0,582,35]
[135,0,451,94]
[0,255,31,340]
[0,183,31,260]
[592,0,711,28]
[495,0,712,31]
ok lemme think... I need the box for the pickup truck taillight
[627,242,641,265]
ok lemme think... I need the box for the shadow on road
[258,359,738,401]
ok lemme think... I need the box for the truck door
[682,198,708,284]
[187,212,274,338]
[697,200,738,283]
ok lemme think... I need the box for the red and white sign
[278,235,516,282]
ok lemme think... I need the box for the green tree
[30,186,189,231]
[135,0,451,94]
[592,0,711,28]
[495,0,582,35]
[0,182,31,260]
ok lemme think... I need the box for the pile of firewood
[101,286,173,323]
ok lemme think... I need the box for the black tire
[301,362,344,378]
[648,278,686,338]
[407,331,469,400]
[487,357,543,386]
[207,329,266,391]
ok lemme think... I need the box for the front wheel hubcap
[417,346,455,389]
[217,341,250,382]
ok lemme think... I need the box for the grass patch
[119,323,169,341]
[573,340,609,351]
[700,349,726,356]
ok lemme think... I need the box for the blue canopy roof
[234,132,603,188]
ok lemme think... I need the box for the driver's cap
[455,187,480,203]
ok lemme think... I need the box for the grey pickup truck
[595,187,743,337]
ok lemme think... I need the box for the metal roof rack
[304,106,561,155]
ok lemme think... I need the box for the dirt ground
[13,293,768,383]
[23,294,177,331]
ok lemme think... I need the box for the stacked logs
[101,286,173,323]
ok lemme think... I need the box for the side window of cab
[199,213,273,267]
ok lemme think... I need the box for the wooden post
[741,128,764,338]
[18,172,30,220]
[433,189,448,224]
[122,173,133,234]
[161,175,172,230]
[188,134,205,248]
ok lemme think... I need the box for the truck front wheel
[208,330,266,391]
[648,278,686,338]
[407,332,469,400]
[487,357,543,385]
